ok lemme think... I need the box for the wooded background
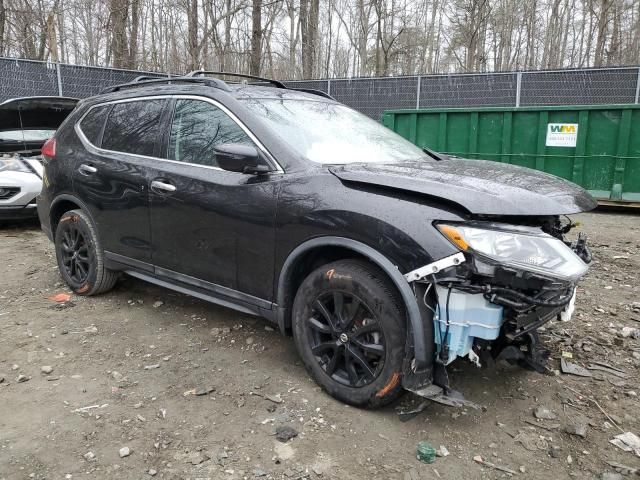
[0,0,638,79]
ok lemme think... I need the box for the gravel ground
[0,211,639,480]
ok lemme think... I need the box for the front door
[148,97,279,303]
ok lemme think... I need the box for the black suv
[38,72,596,408]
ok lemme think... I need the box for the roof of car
[98,74,335,103]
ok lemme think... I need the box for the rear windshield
[0,129,55,142]
[240,99,429,165]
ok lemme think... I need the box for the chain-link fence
[2,56,639,119]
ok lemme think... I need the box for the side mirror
[214,143,271,174]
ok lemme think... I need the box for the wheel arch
[276,236,431,370]
[49,194,95,234]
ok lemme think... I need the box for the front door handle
[78,164,97,175]
[150,180,177,193]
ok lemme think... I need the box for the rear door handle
[78,164,97,175]
[150,180,177,193]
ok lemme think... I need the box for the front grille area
[0,187,20,200]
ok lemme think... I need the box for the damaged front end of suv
[404,215,592,405]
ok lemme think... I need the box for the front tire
[54,209,118,295]
[292,259,406,408]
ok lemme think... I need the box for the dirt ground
[1,211,639,480]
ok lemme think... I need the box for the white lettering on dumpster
[546,123,578,147]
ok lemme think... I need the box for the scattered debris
[609,432,640,457]
[533,406,557,420]
[436,445,449,457]
[275,426,298,443]
[560,358,592,377]
[48,293,71,302]
[588,364,627,378]
[473,455,518,475]
[251,391,283,403]
[606,461,638,475]
[416,442,436,464]
[564,421,588,438]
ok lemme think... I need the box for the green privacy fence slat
[382,104,640,204]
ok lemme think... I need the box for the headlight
[436,223,588,281]
[0,156,31,173]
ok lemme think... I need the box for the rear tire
[292,259,406,408]
[54,209,118,295]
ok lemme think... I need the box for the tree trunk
[250,0,262,75]
[110,0,129,68]
[129,0,140,69]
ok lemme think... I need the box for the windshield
[0,129,55,142]
[241,99,429,165]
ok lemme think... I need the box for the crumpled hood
[329,159,598,215]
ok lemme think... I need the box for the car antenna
[17,106,27,154]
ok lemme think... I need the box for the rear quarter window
[79,105,111,146]
[101,100,166,157]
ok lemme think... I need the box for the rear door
[148,96,280,304]
[73,98,168,266]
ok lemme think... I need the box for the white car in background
[0,96,77,221]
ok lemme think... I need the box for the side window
[79,105,110,146]
[102,100,165,156]
[167,99,253,167]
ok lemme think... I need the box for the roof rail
[132,75,168,82]
[186,70,287,89]
[101,76,230,94]
[288,87,335,100]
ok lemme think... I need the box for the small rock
[195,387,215,396]
[41,366,53,374]
[210,328,220,336]
[11,364,19,371]
[148,469,157,476]
[473,455,483,463]
[519,466,526,473]
[83,451,95,461]
[601,473,623,480]
[253,468,268,477]
[565,421,588,438]
[119,447,131,458]
[16,374,30,383]
[144,364,160,370]
[153,301,164,308]
[625,391,637,397]
[246,336,254,345]
[534,406,557,420]
[436,445,449,457]
[112,371,123,381]
[549,445,562,458]
[621,327,639,339]
[265,326,274,332]
[275,426,298,443]
[190,452,210,465]
[84,326,98,334]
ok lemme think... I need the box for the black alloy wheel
[293,259,407,408]
[307,291,386,387]
[59,222,91,284]
[54,209,119,295]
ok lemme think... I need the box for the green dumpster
[381,105,640,205]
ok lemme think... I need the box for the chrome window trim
[74,94,285,173]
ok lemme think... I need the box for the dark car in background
[0,97,77,221]
[37,72,596,408]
